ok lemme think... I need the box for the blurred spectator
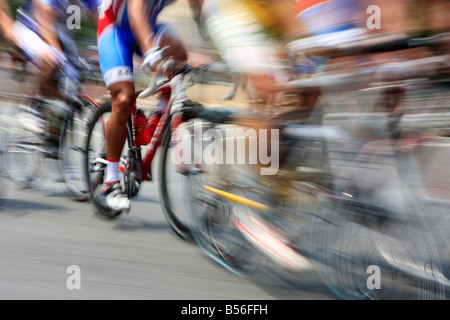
[9,0,98,144]
[23,0,98,101]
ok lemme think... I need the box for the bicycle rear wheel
[84,101,130,218]
[59,98,97,201]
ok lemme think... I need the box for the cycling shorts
[97,5,138,88]
[97,0,173,88]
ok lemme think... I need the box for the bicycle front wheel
[59,98,98,201]
[0,108,10,205]
[158,120,194,241]
[188,179,267,277]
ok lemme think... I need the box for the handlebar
[137,61,216,99]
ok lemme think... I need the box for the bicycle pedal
[91,164,105,172]
[191,167,203,174]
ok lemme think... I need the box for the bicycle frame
[131,73,188,181]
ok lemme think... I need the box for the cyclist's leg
[0,0,16,43]
[12,18,57,98]
[40,27,82,145]
[98,23,136,210]
[11,18,66,146]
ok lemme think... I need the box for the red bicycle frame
[131,81,173,181]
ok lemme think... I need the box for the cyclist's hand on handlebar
[142,45,188,79]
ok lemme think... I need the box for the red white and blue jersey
[97,0,175,87]
[97,0,175,36]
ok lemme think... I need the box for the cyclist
[11,0,98,144]
[34,0,98,101]
[97,0,188,211]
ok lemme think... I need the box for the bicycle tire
[158,120,195,241]
[59,98,98,201]
[310,188,446,300]
[288,117,447,299]
[177,118,266,275]
[188,173,266,277]
[0,111,10,205]
[4,99,45,187]
[84,101,126,219]
[310,194,382,300]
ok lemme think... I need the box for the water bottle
[134,109,150,145]
[134,109,162,145]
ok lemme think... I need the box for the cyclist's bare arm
[128,0,154,56]
[34,1,62,53]
[0,0,17,44]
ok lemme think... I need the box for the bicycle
[3,47,99,201]
[0,108,10,206]
[83,62,214,241]
[184,33,450,299]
